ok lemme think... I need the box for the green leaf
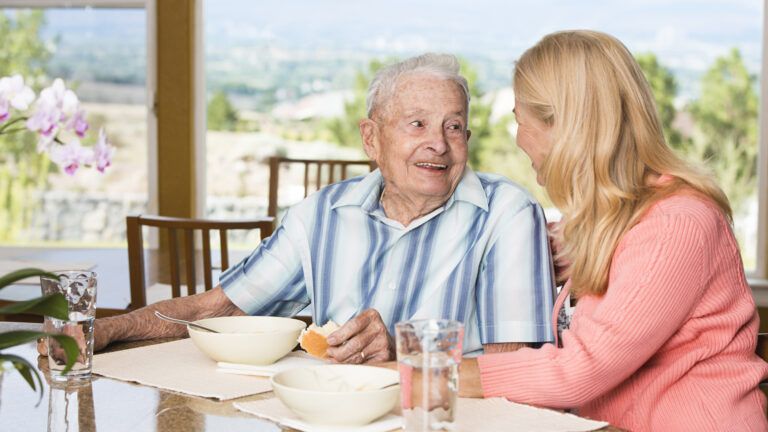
[0,330,78,373]
[0,353,44,405]
[0,330,49,349]
[50,333,80,374]
[0,293,68,320]
[0,268,58,290]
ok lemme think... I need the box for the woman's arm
[477,209,715,408]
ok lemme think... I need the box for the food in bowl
[271,364,400,426]
[297,320,340,358]
[188,316,306,365]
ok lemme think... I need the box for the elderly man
[45,53,555,363]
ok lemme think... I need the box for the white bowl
[188,316,306,365]
[271,364,400,426]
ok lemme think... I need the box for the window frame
[748,0,768,303]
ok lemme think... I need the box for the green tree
[636,53,682,149]
[688,48,758,212]
[0,10,52,242]
[207,90,239,131]
[324,58,390,148]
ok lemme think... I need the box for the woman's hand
[547,221,569,285]
[459,357,484,398]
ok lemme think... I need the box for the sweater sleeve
[477,209,712,408]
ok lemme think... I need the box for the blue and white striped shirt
[221,168,555,355]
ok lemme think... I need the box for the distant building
[271,90,353,120]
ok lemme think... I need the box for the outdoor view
[0,1,763,270]
[0,6,147,246]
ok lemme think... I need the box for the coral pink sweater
[478,193,768,431]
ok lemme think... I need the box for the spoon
[354,381,400,391]
[154,311,220,333]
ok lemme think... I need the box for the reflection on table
[1,322,283,432]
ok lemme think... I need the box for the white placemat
[92,338,273,400]
[217,351,325,376]
[234,397,402,432]
[456,398,608,431]
[0,259,95,284]
[235,396,609,432]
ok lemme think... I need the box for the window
[200,1,763,277]
[0,0,152,246]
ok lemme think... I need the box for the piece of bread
[298,321,340,358]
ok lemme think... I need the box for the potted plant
[0,268,77,402]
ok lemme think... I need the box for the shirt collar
[330,166,489,213]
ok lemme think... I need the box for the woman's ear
[359,118,379,161]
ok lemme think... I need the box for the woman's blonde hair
[514,30,732,297]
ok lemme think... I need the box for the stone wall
[21,191,272,245]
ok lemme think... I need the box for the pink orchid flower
[91,128,115,173]
[49,138,93,176]
[27,78,86,138]
[0,74,35,110]
[68,107,89,137]
[0,99,9,123]
[0,75,35,124]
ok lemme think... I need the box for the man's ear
[359,118,379,161]
[466,129,472,142]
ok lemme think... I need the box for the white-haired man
[43,54,555,363]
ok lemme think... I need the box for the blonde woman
[459,30,768,430]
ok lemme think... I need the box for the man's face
[361,74,470,207]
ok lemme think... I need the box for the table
[0,322,623,432]
[0,322,284,432]
[0,246,251,318]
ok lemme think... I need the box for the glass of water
[40,271,97,382]
[395,319,464,431]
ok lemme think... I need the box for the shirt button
[388,282,396,291]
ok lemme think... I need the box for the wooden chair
[126,215,274,309]
[267,156,376,218]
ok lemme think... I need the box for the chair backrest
[267,156,376,218]
[758,333,768,361]
[126,215,274,309]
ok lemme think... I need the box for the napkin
[455,398,608,431]
[235,397,609,432]
[217,351,325,376]
[92,338,273,400]
[234,397,403,432]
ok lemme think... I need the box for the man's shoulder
[474,172,539,213]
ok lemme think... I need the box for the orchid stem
[0,127,28,135]
[0,117,28,134]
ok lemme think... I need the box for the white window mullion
[755,0,768,281]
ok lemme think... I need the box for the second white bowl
[271,364,400,426]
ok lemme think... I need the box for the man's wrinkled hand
[325,308,395,364]
[37,319,110,356]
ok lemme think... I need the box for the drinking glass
[40,271,98,382]
[395,319,464,431]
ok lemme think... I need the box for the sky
[29,0,764,100]
[37,1,763,73]
[202,0,763,72]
